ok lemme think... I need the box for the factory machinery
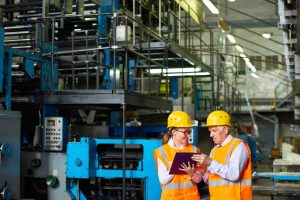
[0,0,233,199]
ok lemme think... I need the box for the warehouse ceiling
[204,0,283,57]
[199,0,292,103]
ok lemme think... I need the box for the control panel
[43,117,67,151]
[188,124,198,146]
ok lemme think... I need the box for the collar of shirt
[217,134,232,147]
[168,137,186,150]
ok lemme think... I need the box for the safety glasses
[175,129,192,135]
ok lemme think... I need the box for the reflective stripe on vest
[225,138,238,164]
[209,179,251,186]
[159,146,170,169]
[161,181,195,190]
[193,146,197,153]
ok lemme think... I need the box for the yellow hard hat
[206,110,231,127]
[167,111,193,128]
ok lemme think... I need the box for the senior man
[192,110,252,200]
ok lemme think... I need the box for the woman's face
[172,127,192,145]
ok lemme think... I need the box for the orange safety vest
[208,138,252,200]
[153,143,201,200]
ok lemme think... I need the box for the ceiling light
[228,0,236,2]
[240,53,246,58]
[235,45,244,53]
[251,73,259,79]
[226,34,236,43]
[149,67,201,74]
[246,61,257,73]
[202,0,219,15]
[262,33,271,39]
[162,72,210,77]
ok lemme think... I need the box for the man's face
[208,126,229,145]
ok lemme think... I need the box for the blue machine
[65,124,198,200]
[66,137,162,200]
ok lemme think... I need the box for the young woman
[153,111,203,200]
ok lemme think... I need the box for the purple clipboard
[169,152,199,174]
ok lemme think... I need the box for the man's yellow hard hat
[206,110,231,127]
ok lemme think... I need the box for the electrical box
[116,25,131,41]
[43,117,67,151]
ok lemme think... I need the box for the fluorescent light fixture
[245,61,257,73]
[226,34,236,44]
[251,73,259,79]
[262,33,271,39]
[228,0,236,2]
[235,45,244,53]
[240,54,246,58]
[202,0,219,14]
[149,67,201,74]
[162,72,210,77]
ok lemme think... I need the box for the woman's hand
[179,161,195,178]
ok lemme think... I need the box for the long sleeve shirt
[157,138,203,185]
[203,135,249,182]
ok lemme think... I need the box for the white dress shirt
[203,134,249,182]
[157,138,203,185]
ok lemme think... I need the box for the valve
[0,143,9,156]
[46,175,59,188]
[0,182,12,200]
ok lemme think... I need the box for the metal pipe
[71,31,75,89]
[122,103,126,200]
[4,31,30,36]
[96,32,100,90]
[4,25,32,30]
[5,39,33,43]
[147,30,151,94]
[178,1,181,43]
[51,17,55,93]
[16,12,60,19]
[159,0,161,36]
[85,30,89,89]
[124,16,128,91]
[42,46,110,56]
[167,2,171,42]
[112,15,117,93]
[58,66,100,71]
[133,0,136,45]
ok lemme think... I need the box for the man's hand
[179,161,195,178]
[192,154,212,166]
